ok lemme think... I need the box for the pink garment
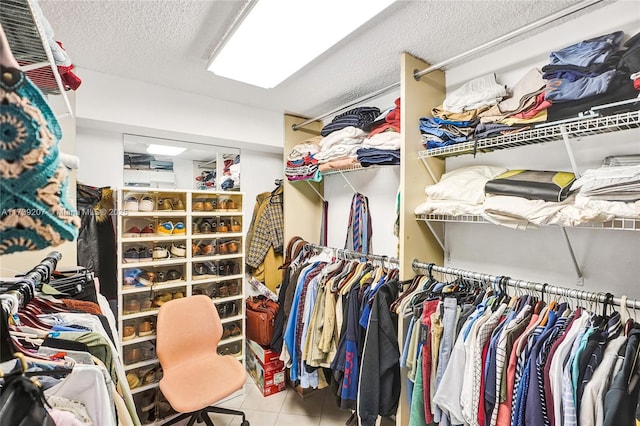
[509,92,551,119]
[634,78,640,90]
[49,409,85,426]
[318,157,360,172]
[369,98,401,136]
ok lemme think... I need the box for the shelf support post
[419,157,439,184]
[561,227,584,286]
[559,125,581,178]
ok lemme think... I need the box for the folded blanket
[362,131,401,150]
[414,200,484,216]
[425,165,507,204]
[319,126,366,150]
[318,157,360,172]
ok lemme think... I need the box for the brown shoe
[204,201,214,211]
[123,324,137,341]
[173,199,185,211]
[157,198,173,211]
[138,320,154,336]
[193,201,204,211]
[227,200,237,211]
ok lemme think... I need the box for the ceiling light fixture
[207,0,395,89]
[146,144,186,156]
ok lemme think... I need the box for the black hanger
[1,306,16,362]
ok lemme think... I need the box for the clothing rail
[291,0,603,131]
[0,251,62,311]
[304,243,399,265]
[411,260,640,310]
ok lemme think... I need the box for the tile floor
[174,375,396,426]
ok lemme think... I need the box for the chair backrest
[156,295,223,367]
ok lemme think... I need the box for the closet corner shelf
[121,335,157,346]
[415,213,640,231]
[417,110,640,159]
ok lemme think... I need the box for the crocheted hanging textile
[0,66,79,254]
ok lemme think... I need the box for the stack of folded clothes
[285,136,322,181]
[320,106,380,137]
[570,158,640,219]
[420,74,507,149]
[475,68,550,137]
[315,127,366,172]
[414,165,507,216]
[544,30,640,121]
[357,99,401,167]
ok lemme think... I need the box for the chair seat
[159,353,246,413]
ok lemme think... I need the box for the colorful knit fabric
[0,67,79,254]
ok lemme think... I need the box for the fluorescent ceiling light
[146,144,186,156]
[208,0,395,88]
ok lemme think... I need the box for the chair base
[161,406,249,426]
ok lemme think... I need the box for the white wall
[75,68,283,153]
[438,1,640,298]
[240,149,285,233]
[322,93,401,257]
[76,127,124,188]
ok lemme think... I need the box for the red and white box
[245,339,286,396]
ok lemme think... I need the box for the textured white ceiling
[40,0,597,118]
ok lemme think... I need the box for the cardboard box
[245,339,286,397]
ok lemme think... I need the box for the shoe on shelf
[199,221,212,234]
[153,246,170,260]
[123,324,137,340]
[205,261,218,276]
[124,195,139,212]
[199,242,215,256]
[124,269,143,287]
[124,347,141,364]
[203,201,214,211]
[230,323,242,336]
[123,226,141,238]
[152,293,172,307]
[193,263,207,276]
[139,224,155,236]
[173,199,186,211]
[124,247,140,263]
[193,200,204,211]
[192,243,201,257]
[218,199,228,211]
[166,269,182,281]
[222,326,231,339]
[158,222,174,235]
[219,242,228,255]
[136,271,154,287]
[126,372,141,389]
[138,320,154,337]
[218,221,228,233]
[138,195,155,212]
[157,198,173,211]
[229,281,239,296]
[172,291,184,299]
[230,220,241,232]
[140,297,153,311]
[137,247,153,263]
[227,200,237,211]
[218,284,229,298]
[156,271,167,283]
[173,222,186,235]
[170,244,186,258]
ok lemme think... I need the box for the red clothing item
[369,98,401,136]
[478,337,492,425]
[634,78,640,90]
[510,92,552,119]
[421,299,440,424]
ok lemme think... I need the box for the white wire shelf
[415,214,640,231]
[417,110,640,159]
[321,164,398,176]
[1,0,69,102]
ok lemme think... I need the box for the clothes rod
[291,0,603,132]
[413,0,604,80]
[411,260,640,311]
[304,243,399,265]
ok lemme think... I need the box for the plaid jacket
[246,187,284,268]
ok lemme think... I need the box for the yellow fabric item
[432,105,489,122]
[251,246,283,292]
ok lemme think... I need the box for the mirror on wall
[122,134,240,191]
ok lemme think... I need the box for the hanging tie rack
[304,243,399,266]
[411,259,640,310]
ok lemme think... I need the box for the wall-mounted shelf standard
[417,109,640,160]
[416,213,640,231]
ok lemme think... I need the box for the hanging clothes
[345,193,373,254]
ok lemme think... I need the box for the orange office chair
[156,295,249,426]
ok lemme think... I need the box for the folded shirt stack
[285,136,322,181]
[314,126,366,164]
[356,148,400,167]
[420,74,507,149]
[477,68,550,131]
[569,163,640,219]
[544,30,640,121]
[320,106,380,137]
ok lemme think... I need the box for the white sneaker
[123,195,139,212]
[138,196,155,212]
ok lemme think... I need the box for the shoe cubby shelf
[220,314,244,324]
[124,358,159,372]
[131,382,160,395]
[116,188,247,419]
[122,335,157,346]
